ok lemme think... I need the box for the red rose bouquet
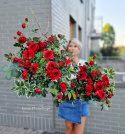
[69,56,116,110]
[1,16,77,102]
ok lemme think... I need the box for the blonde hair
[67,38,82,51]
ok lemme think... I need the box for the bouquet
[1,11,116,110]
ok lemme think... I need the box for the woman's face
[68,42,80,57]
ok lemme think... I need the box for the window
[70,16,76,39]
[78,26,82,41]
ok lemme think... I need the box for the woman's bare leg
[65,120,74,134]
[73,117,87,134]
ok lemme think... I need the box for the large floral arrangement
[70,56,116,110]
[1,17,78,104]
[1,11,116,110]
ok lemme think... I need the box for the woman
[58,38,90,134]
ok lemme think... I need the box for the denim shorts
[58,98,90,124]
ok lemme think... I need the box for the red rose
[22,70,29,80]
[57,94,63,99]
[39,41,47,51]
[26,41,34,46]
[71,83,75,87]
[43,50,54,61]
[108,94,112,98]
[18,58,23,63]
[19,36,26,44]
[93,56,96,59]
[102,76,109,83]
[19,65,23,67]
[35,89,41,94]
[86,92,90,96]
[23,60,31,68]
[22,23,26,28]
[60,82,67,89]
[61,50,64,53]
[66,48,69,51]
[28,43,39,53]
[23,50,35,60]
[58,60,64,66]
[8,56,12,59]
[105,80,110,87]
[58,34,61,38]
[42,41,47,46]
[17,31,22,36]
[94,82,104,91]
[65,59,73,67]
[13,57,19,63]
[61,88,66,93]
[87,78,93,85]
[25,18,28,21]
[79,65,87,71]
[85,85,93,92]
[77,71,88,80]
[46,61,57,70]
[89,61,94,66]
[14,37,17,39]
[46,69,62,80]
[95,90,105,101]
[30,63,39,74]
[48,37,53,42]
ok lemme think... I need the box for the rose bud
[18,58,23,63]
[89,61,94,66]
[17,31,22,36]
[22,23,26,28]
[57,94,63,99]
[93,56,96,59]
[14,37,17,39]
[66,48,69,51]
[13,57,19,63]
[58,34,61,38]
[19,65,23,67]
[86,92,90,96]
[25,18,28,21]
[71,83,75,87]
[8,56,12,59]
[108,94,112,98]
[108,104,111,107]
[106,100,110,104]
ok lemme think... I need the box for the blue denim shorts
[58,98,90,124]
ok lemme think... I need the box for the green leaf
[53,88,57,95]
[13,43,22,47]
[68,92,71,100]
[15,87,22,91]
[14,80,20,86]
[24,82,30,88]
[4,54,9,58]
[10,65,16,69]
[36,94,42,99]
[11,69,21,77]
[48,82,54,87]
[5,73,11,80]
[20,81,24,87]
[11,87,16,91]
[88,56,93,62]
[1,65,10,73]
[103,68,108,73]
[72,93,76,99]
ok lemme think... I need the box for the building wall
[1,1,125,134]
[0,0,54,132]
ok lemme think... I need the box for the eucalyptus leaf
[11,69,21,77]
[1,65,10,73]
[5,73,11,80]
[36,94,42,99]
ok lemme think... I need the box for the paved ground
[0,125,63,134]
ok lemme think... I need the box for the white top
[71,59,87,80]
